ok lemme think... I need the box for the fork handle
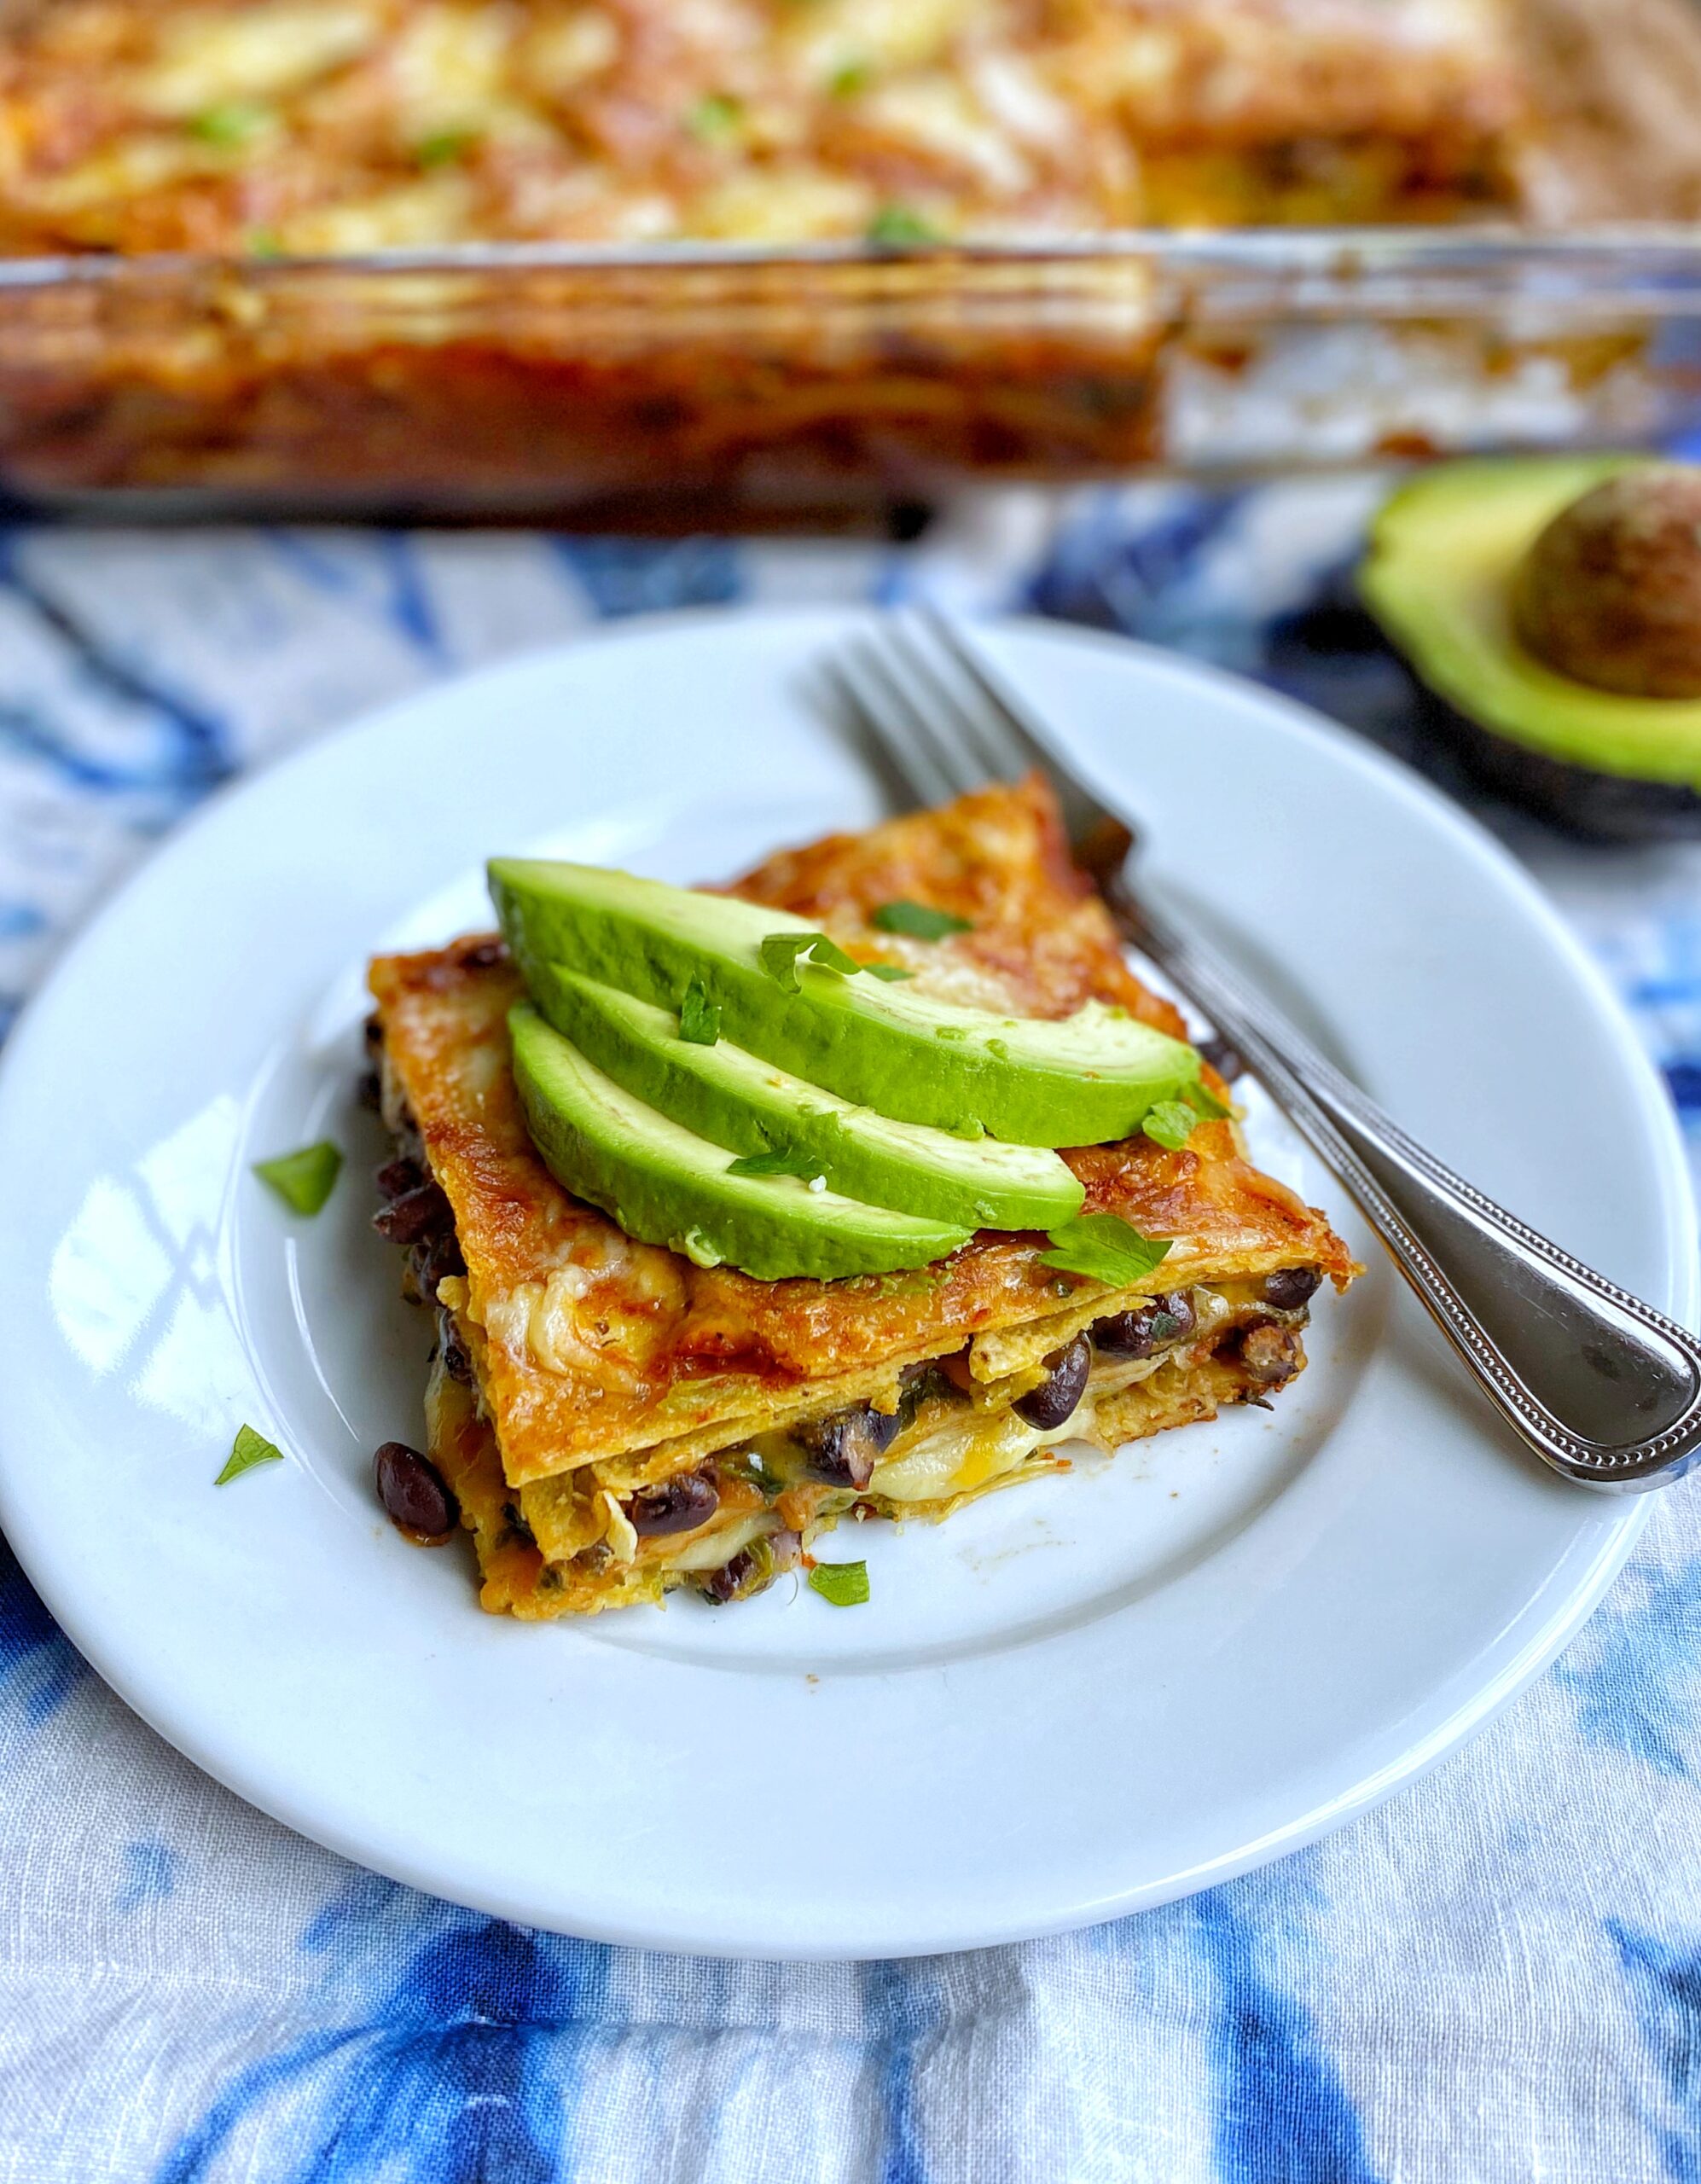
[1107,874,1701,1492]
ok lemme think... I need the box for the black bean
[1198,1035,1245,1083]
[1262,1265,1322,1311]
[363,1014,384,1056]
[357,1069,384,1112]
[459,937,507,970]
[694,1541,775,1606]
[411,1228,466,1293]
[373,1180,452,1246]
[1014,1333,1092,1429]
[1235,1321,1303,1387]
[377,1155,426,1201]
[1094,1291,1196,1358]
[374,1441,457,1542]
[625,1470,721,1536]
[438,1304,473,1385]
[794,1402,903,1489]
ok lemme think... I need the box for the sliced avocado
[535,966,1086,1230]
[489,860,1199,1147]
[1361,456,1701,837]
[508,1005,971,1281]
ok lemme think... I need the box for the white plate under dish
[0,610,1690,1960]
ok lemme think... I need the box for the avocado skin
[509,1005,972,1282]
[537,966,1085,1231]
[1360,455,1701,842]
[490,858,1199,1148]
[1412,680,1701,844]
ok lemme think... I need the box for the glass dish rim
[0,221,1699,291]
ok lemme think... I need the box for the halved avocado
[508,1004,971,1282]
[537,966,1084,1231]
[1360,456,1701,840]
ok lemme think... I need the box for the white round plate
[0,611,1690,1960]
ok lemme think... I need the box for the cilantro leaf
[718,1452,786,1502]
[866,204,940,247]
[1037,1214,1172,1287]
[1183,1077,1233,1120]
[870,900,972,940]
[866,962,914,982]
[808,1560,870,1606]
[253,1140,343,1216]
[678,978,721,1046]
[759,931,862,992]
[805,932,863,976]
[759,933,813,991]
[685,92,742,143]
[1141,1101,1198,1152]
[216,1424,284,1485]
[728,1147,822,1182]
[415,129,479,169]
[189,102,270,147]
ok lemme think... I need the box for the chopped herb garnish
[216,1423,284,1485]
[719,1452,786,1502]
[809,1559,870,1606]
[678,978,721,1046]
[415,128,479,168]
[866,203,941,247]
[1183,1077,1233,1120]
[871,899,972,940]
[1141,1101,1198,1152]
[759,930,862,992]
[728,1147,822,1182]
[253,1140,343,1216]
[828,59,873,96]
[866,962,914,981]
[189,102,270,147]
[760,933,813,991]
[1038,1213,1172,1287]
[808,932,863,975]
[685,92,743,143]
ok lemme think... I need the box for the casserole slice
[367,778,1356,1618]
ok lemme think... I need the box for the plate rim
[0,604,1690,1959]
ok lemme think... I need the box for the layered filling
[370,1032,1320,1614]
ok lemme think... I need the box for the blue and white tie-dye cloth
[3,481,1700,2184]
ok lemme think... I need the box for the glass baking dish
[0,229,1697,526]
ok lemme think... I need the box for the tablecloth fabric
[2,479,1699,2184]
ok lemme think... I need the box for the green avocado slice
[534,965,1086,1231]
[489,860,1199,1148]
[1361,455,1701,790]
[508,1005,971,1281]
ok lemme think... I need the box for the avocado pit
[1512,464,1701,700]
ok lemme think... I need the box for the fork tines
[830,608,1114,851]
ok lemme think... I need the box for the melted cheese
[135,5,380,116]
[869,1351,1177,1502]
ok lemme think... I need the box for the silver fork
[828,607,1701,1493]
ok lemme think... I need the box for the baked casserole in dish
[0,0,1698,514]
